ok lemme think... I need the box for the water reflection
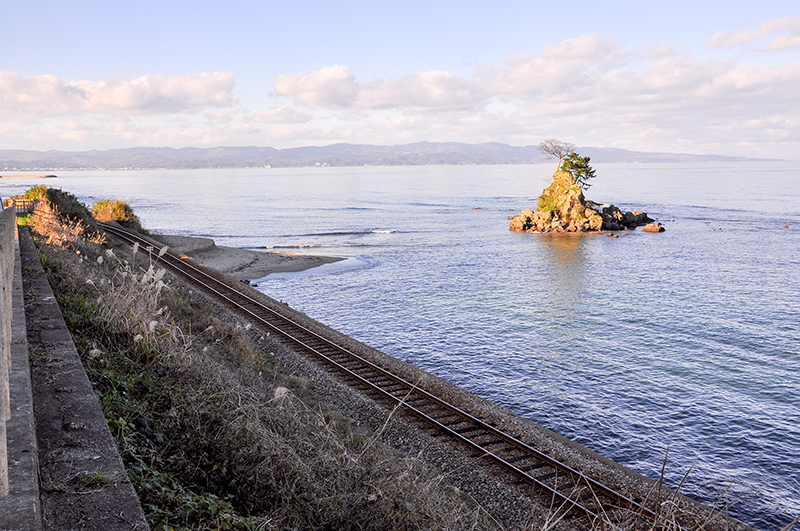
[535,233,589,314]
[525,233,592,393]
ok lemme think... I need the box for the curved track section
[102,222,663,528]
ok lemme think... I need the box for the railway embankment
[1,194,756,530]
[4,200,500,530]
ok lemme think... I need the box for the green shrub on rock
[560,151,596,191]
[23,184,49,200]
[44,188,98,229]
[93,199,143,231]
[510,172,603,233]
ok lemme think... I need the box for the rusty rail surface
[102,222,664,528]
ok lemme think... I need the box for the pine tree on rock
[560,151,596,190]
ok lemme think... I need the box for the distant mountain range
[0,142,758,171]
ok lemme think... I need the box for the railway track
[102,222,664,529]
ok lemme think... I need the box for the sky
[1,1,799,158]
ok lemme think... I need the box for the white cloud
[271,34,627,112]
[209,111,233,123]
[60,121,91,141]
[274,65,359,107]
[707,16,800,52]
[274,66,487,112]
[227,123,258,134]
[358,71,486,112]
[2,28,799,158]
[0,71,236,118]
[482,34,628,96]
[263,32,800,157]
[252,106,312,124]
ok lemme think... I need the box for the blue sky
[2,1,799,158]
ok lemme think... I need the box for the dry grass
[30,199,105,250]
[29,194,498,530]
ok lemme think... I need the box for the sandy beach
[153,234,344,281]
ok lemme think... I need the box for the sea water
[5,162,798,529]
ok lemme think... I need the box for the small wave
[287,230,374,237]
[278,229,400,238]
[401,201,449,207]
[193,232,247,239]
[256,256,374,281]
[265,245,318,249]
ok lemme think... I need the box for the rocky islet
[509,171,663,233]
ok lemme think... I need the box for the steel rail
[102,222,661,527]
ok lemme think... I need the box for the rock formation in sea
[641,222,666,233]
[509,171,657,233]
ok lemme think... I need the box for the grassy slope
[27,195,495,531]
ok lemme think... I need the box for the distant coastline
[0,142,772,171]
[0,174,57,178]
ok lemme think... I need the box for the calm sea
[5,162,798,529]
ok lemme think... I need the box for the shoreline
[152,234,344,281]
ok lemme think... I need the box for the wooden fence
[2,198,35,214]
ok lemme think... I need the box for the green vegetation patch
[560,151,596,190]
[92,199,144,232]
[536,171,581,213]
[15,213,34,227]
[23,184,49,200]
[46,187,99,229]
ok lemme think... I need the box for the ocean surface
[5,162,798,529]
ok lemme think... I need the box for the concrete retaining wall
[0,213,43,530]
[20,227,148,530]
[0,206,15,497]
[0,210,148,529]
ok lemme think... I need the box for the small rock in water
[642,223,665,233]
